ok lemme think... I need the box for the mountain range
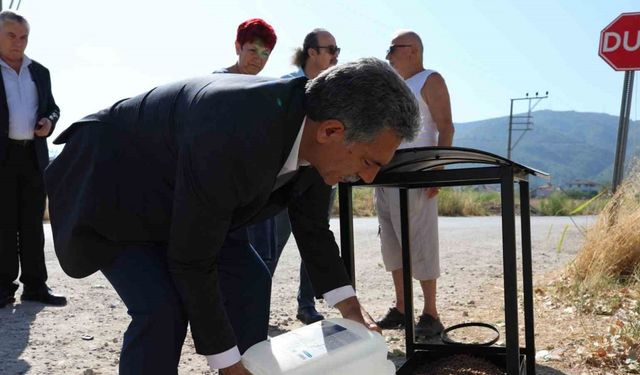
[453,110,640,188]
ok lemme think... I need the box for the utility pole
[612,71,634,192]
[507,92,549,160]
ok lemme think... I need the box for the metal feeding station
[338,147,548,375]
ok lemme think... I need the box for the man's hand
[424,187,439,199]
[220,361,252,375]
[34,118,52,137]
[334,296,381,334]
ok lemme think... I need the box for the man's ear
[235,41,242,55]
[316,119,345,144]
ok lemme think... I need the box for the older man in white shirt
[0,10,65,308]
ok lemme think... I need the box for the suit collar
[279,76,308,170]
[0,54,31,72]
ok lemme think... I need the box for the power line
[507,92,549,159]
[1,0,24,11]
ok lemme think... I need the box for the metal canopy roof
[379,146,549,177]
[349,146,549,188]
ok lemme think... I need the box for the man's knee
[247,263,271,301]
[155,299,186,324]
[130,297,186,335]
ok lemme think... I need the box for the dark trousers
[0,142,47,296]
[247,210,291,276]
[247,187,337,311]
[101,229,271,375]
[248,210,322,311]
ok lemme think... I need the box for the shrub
[538,192,572,216]
[438,188,499,216]
[572,165,640,288]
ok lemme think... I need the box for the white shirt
[0,55,38,140]
[399,69,438,149]
[276,118,310,176]
[207,119,356,370]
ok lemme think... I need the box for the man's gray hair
[0,10,29,31]
[305,57,420,143]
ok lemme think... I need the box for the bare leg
[391,269,405,314]
[392,269,438,318]
[419,279,438,318]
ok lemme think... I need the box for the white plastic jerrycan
[241,318,396,375]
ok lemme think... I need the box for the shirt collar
[277,117,310,177]
[0,54,31,71]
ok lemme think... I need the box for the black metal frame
[338,147,546,375]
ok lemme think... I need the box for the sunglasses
[316,45,341,55]
[386,44,412,55]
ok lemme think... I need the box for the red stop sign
[599,12,640,71]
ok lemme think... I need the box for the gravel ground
[0,216,595,374]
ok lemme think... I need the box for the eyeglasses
[386,44,412,55]
[316,45,341,55]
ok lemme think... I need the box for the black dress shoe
[296,307,324,325]
[21,287,67,306]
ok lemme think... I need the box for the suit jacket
[0,59,60,171]
[44,73,350,355]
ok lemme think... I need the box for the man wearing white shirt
[0,10,65,308]
[375,30,454,338]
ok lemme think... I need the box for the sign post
[599,12,640,192]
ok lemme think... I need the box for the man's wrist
[334,296,365,322]
[323,285,355,307]
[206,345,241,370]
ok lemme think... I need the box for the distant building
[566,179,600,197]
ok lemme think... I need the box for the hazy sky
[10,0,640,143]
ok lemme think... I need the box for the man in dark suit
[0,10,66,308]
[45,58,419,374]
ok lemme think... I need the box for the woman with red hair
[222,18,277,75]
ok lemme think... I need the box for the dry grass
[548,165,640,373]
[330,187,377,217]
[532,192,608,216]
[571,166,640,287]
[332,186,604,218]
[350,187,377,216]
[331,187,502,217]
[438,188,499,216]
